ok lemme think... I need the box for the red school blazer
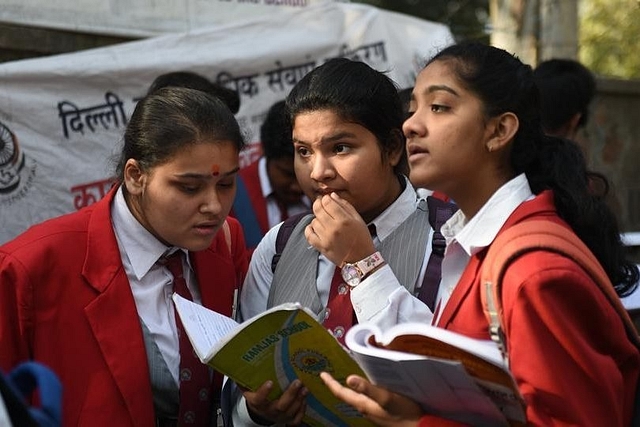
[419,190,640,426]
[0,186,248,427]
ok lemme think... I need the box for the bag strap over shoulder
[271,212,311,273]
[481,220,640,367]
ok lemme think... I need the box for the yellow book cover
[172,294,374,427]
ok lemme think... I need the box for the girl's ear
[485,112,519,152]
[386,128,406,168]
[123,159,146,196]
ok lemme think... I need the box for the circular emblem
[292,349,332,375]
[0,121,25,193]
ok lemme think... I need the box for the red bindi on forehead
[211,164,220,176]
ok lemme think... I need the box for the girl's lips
[193,222,218,236]
[407,143,428,156]
[315,188,338,196]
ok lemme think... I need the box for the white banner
[0,2,453,244]
[0,0,347,37]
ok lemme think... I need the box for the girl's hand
[242,379,307,426]
[320,372,423,427]
[305,192,376,266]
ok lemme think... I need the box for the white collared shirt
[240,176,430,327]
[436,173,534,323]
[111,186,200,385]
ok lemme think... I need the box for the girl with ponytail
[321,42,640,426]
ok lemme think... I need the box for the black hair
[147,71,241,114]
[397,86,413,118]
[428,42,637,296]
[534,59,596,132]
[285,58,408,176]
[115,86,245,181]
[260,100,293,160]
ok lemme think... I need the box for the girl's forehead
[419,60,457,82]
[157,141,239,170]
[415,62,473,98]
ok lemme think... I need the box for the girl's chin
[408,173,432,189]
[182,233,218,252]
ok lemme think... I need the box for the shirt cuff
[350,264,402,320]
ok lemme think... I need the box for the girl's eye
[296,146,310,157]
[180,184,200,194]
[334,144,351,154]
[217,180,235,189]
[431,104,450,113]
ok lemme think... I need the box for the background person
[232,100,310,252]
[533,58,596,140]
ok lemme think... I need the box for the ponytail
[524,136,639,296]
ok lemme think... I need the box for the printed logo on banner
[0,121,37,206]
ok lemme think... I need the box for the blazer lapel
[81,189,155,426]
[437,190,558,329]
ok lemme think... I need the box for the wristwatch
[340,251,386,287]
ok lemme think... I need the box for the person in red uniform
[0,87,248,426]
[232,100,310,251]
[320,42,640,427]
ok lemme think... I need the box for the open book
[345,322,527,427]
[172,294,374,427]
[173,294,526,427]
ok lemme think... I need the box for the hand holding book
[172,294,375,427]
[173,294,526,427]
[344,323,526,427]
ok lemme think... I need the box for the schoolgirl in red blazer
[0,87,248,426]
[321,42,640,426]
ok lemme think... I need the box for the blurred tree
[352,0,490,43]
[489,0,578,67]
[354,0,639,80]
[580,0,640,79]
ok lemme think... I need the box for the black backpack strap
[271,212,310,274]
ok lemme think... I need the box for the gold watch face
[341,264,362,287]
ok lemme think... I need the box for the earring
[486,144,493,152]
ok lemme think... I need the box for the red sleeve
[0,252,32,372]
[502,251,639,426]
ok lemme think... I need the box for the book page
[370,322,504,366]
[172,293,239,361]
[345,323,526,426]
[350,351,509,427]
[346,324,427,360]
